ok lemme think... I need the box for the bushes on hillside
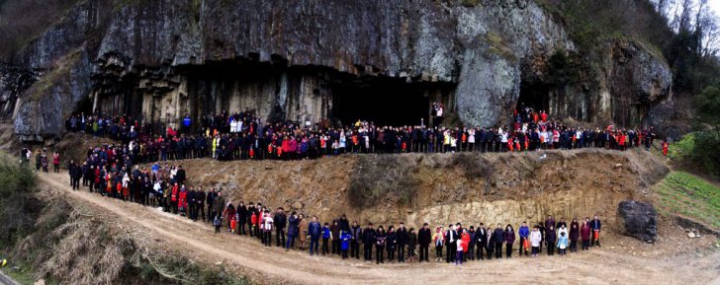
[0,153,39,247]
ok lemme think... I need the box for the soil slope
[35,158,720,285]
[174,149,667,229]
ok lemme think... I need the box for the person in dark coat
[236,201,247,235]
[274,208,287,247]
[418,223,432,262]
[492,224,505,259]
[375,226,387,264]
[285,211,299,250]
[467,226,476,261]
[445,224,458,263]
[195,187,206,221]
[362,223,376,261]
[396,222,409,263]
[569,218,580,252]
[386,226,397,262]
[206,188,217,222]
[504,224,516,258]
[545,225,557,256]
[350,221,362,259]
[408,228,417,261]
[339,214,350,232]
[330,220,341,255]
[187,186,196,220]
[476,223,488,260]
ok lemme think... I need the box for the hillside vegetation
[655,171,720,229]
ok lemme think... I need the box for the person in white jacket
[530,226,542,257]
[558,224,568,239]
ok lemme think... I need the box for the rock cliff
[0,0,673,141]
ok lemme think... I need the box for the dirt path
[38,173,719,285]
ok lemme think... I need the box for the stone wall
[0,0,674,141]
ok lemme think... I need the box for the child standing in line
[340,230,351,259]
[213,215,222,234]
[557,232,569,255]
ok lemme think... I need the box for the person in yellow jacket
[212,136,218,159]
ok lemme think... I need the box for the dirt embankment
[175,149,668,229]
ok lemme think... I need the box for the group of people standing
[216,206,604,265]
[61,104,659,167]
[62,143,606,266]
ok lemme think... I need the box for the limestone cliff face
[0,0,673,141]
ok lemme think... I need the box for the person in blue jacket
[182,115,192,134]
[308,216,321,255]
[340,230,352,259]
[518,221,530,256]
[322,222,331,255]
[590,215,602,247]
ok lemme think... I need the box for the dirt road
[38,172,719,285]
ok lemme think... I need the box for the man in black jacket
[187,186,196,220]
[476,223,488,260]
[350,221,362,259]
[362,223,376,262]
[176,165,186,185]
[195,186,206,221]
[396,222,409,263]
[237,201,247,235]
[418,223,431,262]
[274,208,287,247]
[206,188,216,222]
[493,223,505,259]
[445,224,458,263]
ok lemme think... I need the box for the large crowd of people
[51,103,637,265]
[64,149,604,265]
[62,103,659,164]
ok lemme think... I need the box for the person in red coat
[170,183,179,214]
[52,152,60,173]
[580,220,591,251]
[662,140,669,156]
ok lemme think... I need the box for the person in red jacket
[580,220,591,251]
[178,185,188,216]
[662,140,669,156]
[52,152,60,173]
[170,182,179,214]
[250,211,258,237]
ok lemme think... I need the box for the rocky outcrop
[617,200,658,242]
[1,0,674,141]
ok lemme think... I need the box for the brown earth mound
[176,149,668,230]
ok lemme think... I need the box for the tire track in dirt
[38,173,719,285]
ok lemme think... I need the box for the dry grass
[348,154,421,207]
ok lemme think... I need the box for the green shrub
[0,152,38,247]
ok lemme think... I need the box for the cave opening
[331,76,452,127]
[517,83,550,114]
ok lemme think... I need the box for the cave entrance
[517,83,550,114]
[332,77,450,127]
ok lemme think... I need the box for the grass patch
[3,268,36,285]
[654,171,720,229]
